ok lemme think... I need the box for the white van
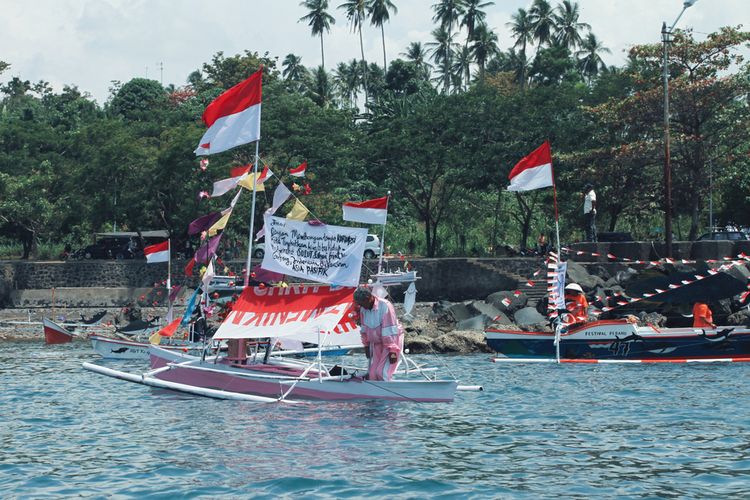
[251,234,381,259]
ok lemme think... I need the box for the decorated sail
[213,285,355,340]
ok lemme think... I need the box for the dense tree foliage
[1,5,749,259]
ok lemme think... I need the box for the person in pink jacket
[353,287,404,381]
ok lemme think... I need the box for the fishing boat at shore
[486,319,750,363]
[43,318,79,344]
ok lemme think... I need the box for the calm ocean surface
[2,341,749,499]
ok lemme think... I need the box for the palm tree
[339,0,370,107]
[367,0,398,72]
[471,23,499,82]
[333,59,362,107]
[282,54,306,82]
[431,0,466,92]
[299,0,336,69]
[426,25,455,93]
[307,65,335,107]
[553,0,590,50]
[461,0,493,44]
[451,45,473,91]
[401,42,432,80]
[529,0,556,49]
[507,8,533,88]
[576,32,610,82]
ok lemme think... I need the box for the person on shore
[693,301,715,328]
[564,283,589,325]
[583,184,597,242]
[353,287,404,381]
[537,233,549,255]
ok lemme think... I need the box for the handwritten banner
[261,215,368,286]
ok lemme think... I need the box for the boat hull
[485,320,750,362]
[149,347,457,402]
[90,335,202,360]
[43,318,76,344]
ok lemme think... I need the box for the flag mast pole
[166,238,173,322]
[244,140,260,287]
[551,163,561,257]
[377,191,390,274]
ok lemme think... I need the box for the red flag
[230,164,252,177]
[289,161,307,177]
[144,240,169,264]
[507,141,553,192]
[342,196,388,225]
[195,69,263,155]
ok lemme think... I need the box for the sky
[1,0,747,105]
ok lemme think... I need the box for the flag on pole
[238,165,273,192]
[507,141,554,192]
[195,68,263,156]
[230,164,252,177]
[286,199,310,221]
[144,240,169,264]
[289,161,307,177]
[342,196,388,225]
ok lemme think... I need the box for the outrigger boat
[89,334,204,360]
[486,319,750,363]
[85,285,479,402]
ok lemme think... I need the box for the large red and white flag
[195,69,263,156]
[144,240,169,264]
[289,161,307,177]
[342,196,388,225]
[507,141,554,192]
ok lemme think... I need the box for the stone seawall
[0,257,542,307]
[0,240,744,308]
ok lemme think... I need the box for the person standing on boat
[353,287,404,381]
[583,184,597,242]
[692,302,715,328]
[564,283,589,324]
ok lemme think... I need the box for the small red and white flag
[342,196,388,225]
[144,240,169,264]
[195,68,263,156]
[255,165,273,186]
[289,161,307,178]
[507,141,554,192]
[212,165,251,197]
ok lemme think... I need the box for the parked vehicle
[695,231,749,241]
[251,234,382,260]
[72,231,169,260]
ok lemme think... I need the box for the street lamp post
[662,0,697,257]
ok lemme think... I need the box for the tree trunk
[359,27,369,108]
[320,35,325,70]
[381,25,387,72]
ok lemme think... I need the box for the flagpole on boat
[167,237,173,323]
[377,191,390,274]
[244,141,260,287]
[551,155,561,257]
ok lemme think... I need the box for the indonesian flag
[195,69,262,155]
[507,141,554,192]
[289,161,307,177]
[144,240,169,264]
[342,196,388,225]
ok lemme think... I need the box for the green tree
[367,0,398,72]
[576,33,610,82]
[401,42,432,80]
[299,0,336,70]
[553,0,590,50]
[471,24,499,82]
[427,25,455,93]
[507,8,534,88]
[339,0,370,108]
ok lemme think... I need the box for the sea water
[1,341,749,498]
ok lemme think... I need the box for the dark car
[73,237,136,260]
[696,231,749,241]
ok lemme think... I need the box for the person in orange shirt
[692,302,715,328]
[564,283,589,324]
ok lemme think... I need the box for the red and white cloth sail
[195,69,263,156]
[144,240,169,264]
[507,141,554,192]
[289,161,307,177]
[342,196,388,225]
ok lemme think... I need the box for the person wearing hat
[353,287,404,381]
[583,184,597,242]
[564,283,589,324]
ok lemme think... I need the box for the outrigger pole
[244,141,261,287]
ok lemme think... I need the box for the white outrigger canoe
[83,285,480,402]
[89,334,203,360]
